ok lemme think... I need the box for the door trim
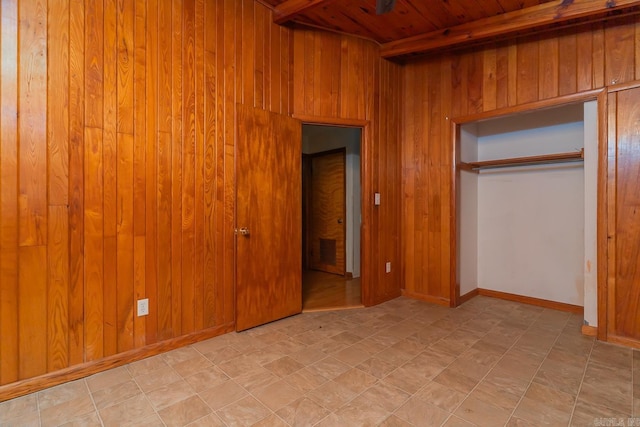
[297,116,372,306]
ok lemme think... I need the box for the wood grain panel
[292,28,403,306]
[401,16,640,307]
[18,0,48,247]
[84,127,104,361]
[18,246,48,379]
[68,0,85,367]
[611,86,640,340]
[47,206,69,371]
[145,0,159,344]
[0,0,19,386]
[0,0,302,398]
[48,0,70,206]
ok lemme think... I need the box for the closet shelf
[460,148,584,171]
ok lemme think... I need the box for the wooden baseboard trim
[401,289,450,307]
[606,334,640,350]
[581,325,598,337]
[0,322,235,402]
[477,289,584,314]
[459,289,480,305]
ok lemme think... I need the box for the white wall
[302,125,361,277]
[460,105,589,306]
[459,124,479,295]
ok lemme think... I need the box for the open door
[236,106,302,331]
[309,149,346,275]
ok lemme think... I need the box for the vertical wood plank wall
[401,17,640,303]
[292,30,403,306]
[0,0,294,388]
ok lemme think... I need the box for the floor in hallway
[0,295,637,426]
[302,270,362,312]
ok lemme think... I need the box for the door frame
[295,115,372,306]
[450,89,607,333]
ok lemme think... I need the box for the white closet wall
[459,105,590,307]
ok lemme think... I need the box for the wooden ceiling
[259,0,640,60]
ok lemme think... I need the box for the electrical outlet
[385,262,391,273]
[374,193,381,206]
[137,298,149,317]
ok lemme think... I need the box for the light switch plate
[374,193,381,205]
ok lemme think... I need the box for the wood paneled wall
[292,30,403,305]
[0,0,292,388]
[401,16,640,303]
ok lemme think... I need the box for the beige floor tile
[590,342,633,370]
[379,414,413,426]
[570,398,629,426]
[414,381,467,413]
[334,343,376,366]
[243,348,285,366]
[145,379,195,410]
[40,395,96,427]
[0,394,38,423]
[217,355,261,379]
[171,354,213,378]
[91,379,141,410]
[455,395,511,427]
[38,379,89,410]
[163,347,201,366]
[201,345,242,365]
[215,396,271,426]
[334,394,390,426]
[356,357,398,379]
[383,364,432,394]
[307,380,358,411]
[308,356,351,380]
[251,414,289,427]
[183,366,229,393]
[185,413,226,427]
[3,410,40,427]
[263,355,305,377]
[127,355,169,377]
[134,366,182,393]
[58,411,102,427]
[275,397,329,427]
[395,397,450,427]
[158,395,211,427]
[86,366,131,393]
[198,380,247,411]
[99,394,155,427]
[578,381,632,416]
[359,381,411,412]
[533,358,584,395]
[433,367,480,394]
[442,415,477,427]
[233,367,280,393]
[283,367,328,392]
[252,379,301,411]
[334,368,378,394]
[471,378,522,412]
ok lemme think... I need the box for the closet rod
[461,148,584,171]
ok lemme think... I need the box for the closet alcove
[455,100,598,327]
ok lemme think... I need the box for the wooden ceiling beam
[273,0,335,25]
[381,0,640,58]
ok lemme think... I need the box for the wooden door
[608,85,640,342]
[309,149,346,275]
[236,106,302,331]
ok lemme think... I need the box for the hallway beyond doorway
[302,270,363,312]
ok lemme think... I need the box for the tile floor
[0,296,637,426]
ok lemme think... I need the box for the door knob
[235,227,250,236]
[337,219,343,224]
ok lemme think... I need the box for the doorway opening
[302,124,362,312]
